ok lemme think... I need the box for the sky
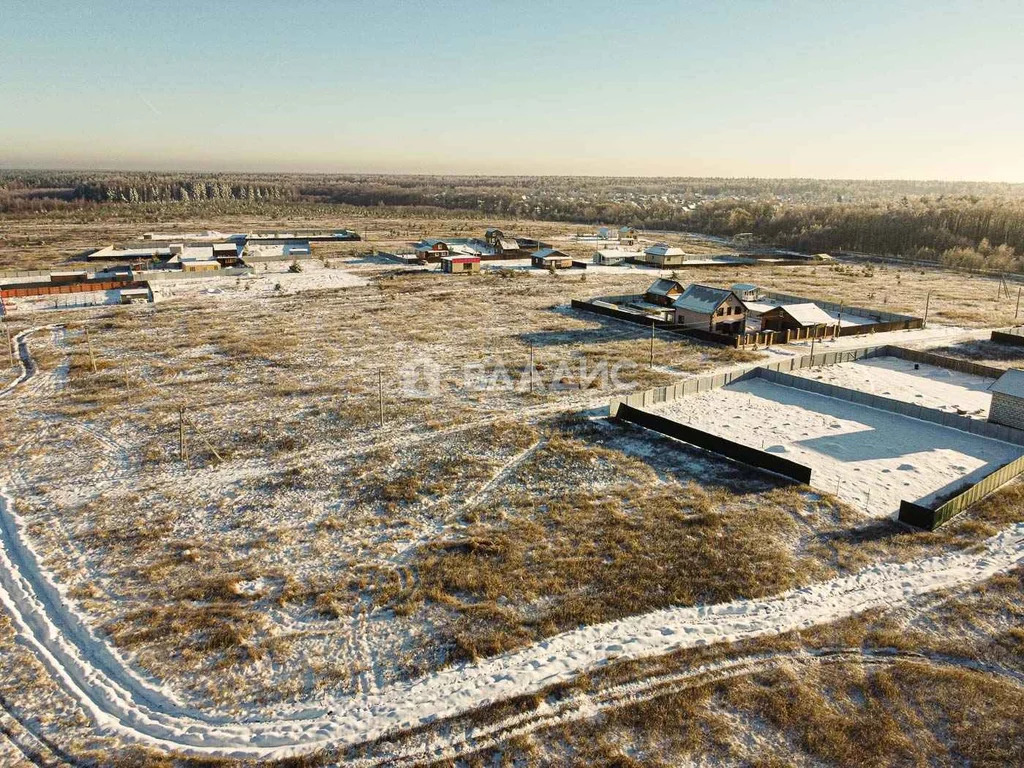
[1,0,1022,181]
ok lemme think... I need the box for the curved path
[0,327,1022,761]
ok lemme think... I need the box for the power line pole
[923,291,931,328]
[378,369,384,428]
[529,343,535,394]
[2,319,12,368]
[178,406,188,464]
[649,322,655,369]
[84,325,97,373]
[1016,287,1022,321]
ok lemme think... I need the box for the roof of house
[769,303,836,327]
[991,369,1024,399]
[731,283,759,293]
[646,278,685,297]
[440,254,480,262]
[180,246,216,262]
[644,243,686,257]
[533,248,570,260]
[620,225,636,232]
[672,284,737,315]
[497,239,520,251]
[212,242,239,252]
[485,227,503,235]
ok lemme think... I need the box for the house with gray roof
[988,369,1024,430]
[672,284,746,334]
[644,278,685,307]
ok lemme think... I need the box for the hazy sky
[2,0,1022,180]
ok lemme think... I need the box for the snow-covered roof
[772,303,835,327]
[672,284,737,315]
[497,239,520,251]
[646,279,684,297]
[991,369,1024,399]
[644,243,686,257]
[180,246,216,262]
[533,248,570,260]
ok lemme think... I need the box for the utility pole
[1016,287,1022,320]
[529,343,535,394]
[84,325,97,373]
[810,334,816,359]
[649,322,655,369]
[1,317,11,368]
[178,406,187,463]
[378,369,384,428]
[923,291,931,328]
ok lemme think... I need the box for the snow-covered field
[649,378,1023,516]
[151,261,369,302]
[792,355,996,418]
[0,257,1021,763]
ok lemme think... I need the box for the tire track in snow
[380,646,1024,767]
[1,475,1023,759]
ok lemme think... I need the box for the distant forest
[4,170,1024,271]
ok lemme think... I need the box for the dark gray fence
[613,403,813,484]
[991,327,1024,347]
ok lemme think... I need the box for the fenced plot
[644,378,1024,518]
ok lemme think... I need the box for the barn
[672,284,746,334]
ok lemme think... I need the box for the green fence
[899,453,1024,530]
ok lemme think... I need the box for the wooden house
[640,243,692,267]
[484,228,505,247]
[531,249,574,269]
[619,226,638,245]
[440,255,481,274]
[644,279,685,307]
[672,284,746,334]
[412,239,451,262]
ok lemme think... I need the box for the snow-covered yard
[792,355,996,418]
[648,378,1023,517]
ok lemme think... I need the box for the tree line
[3,171,1024,271]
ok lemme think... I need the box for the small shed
[988,369,1024,430]
[672,284,746,334]
[532,249,574,269]
[761,303,835,332]
[440,255,481,274]
[644,278,685,307]
[730,283,760,301]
